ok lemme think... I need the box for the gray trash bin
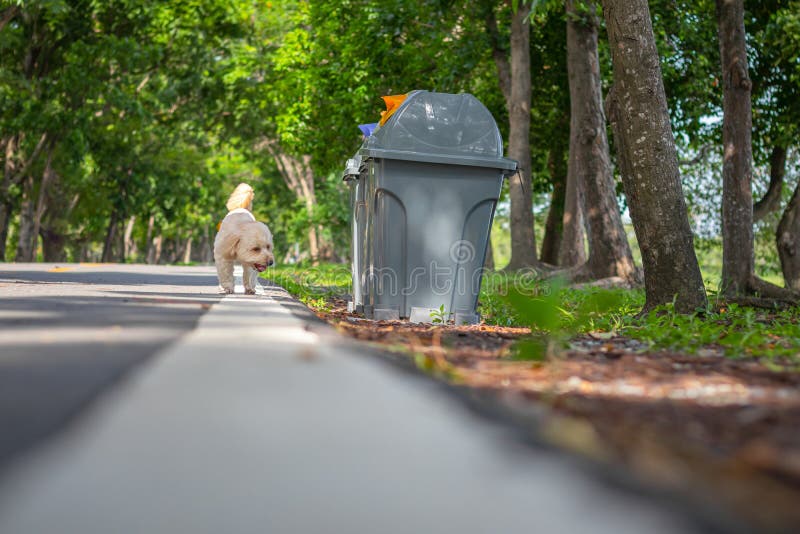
[344,90,516,322]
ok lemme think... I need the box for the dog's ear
[219,232,240,259]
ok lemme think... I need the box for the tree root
[719,296,796,310]
[719,276,799,309]
[537,262,643,289]
[536,262,588,282]
[748,276,798,301]
[573,275,642,290]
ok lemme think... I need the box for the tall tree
[558,160,586,267]
[504,0,538,270]
[777,180,800,291]
[539,138,567,264]
[259,140,325,263]
[771,1,800,290]
[601,0,707,312]
[752,146,787,222]
[565,0,635,281]
[715,0,795,299]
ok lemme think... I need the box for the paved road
[0,264,716,533]
[0,263,221,471]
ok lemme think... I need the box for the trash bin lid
[360,91,517,171]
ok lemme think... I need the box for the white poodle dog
[214,183,275,295]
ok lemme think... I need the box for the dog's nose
[268,259,274,267]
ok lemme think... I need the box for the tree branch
[0,6,19,33]
[10,132,49,185]
[678,143,714,167]
[753,145,786,222]
[256,138,302,197]
[484,3,511,110]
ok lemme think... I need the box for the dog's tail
[226,183,255,212]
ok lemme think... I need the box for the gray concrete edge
[263,279,746,534]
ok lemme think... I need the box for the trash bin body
[345,91,516,321]
[366,157,505,319]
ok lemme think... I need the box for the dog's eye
[266,244,272,250]
[252,247,260,252]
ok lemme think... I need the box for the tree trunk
[195,224,213,263]
[260,140,331,265]
[776,178,800,291]
[1,132,48,260]
[0,200,11,261]
[101,210,118,263]
[484,236,495,270]
[0,136,12,260]
[753,145,786,222]
[145,215,156,264]
[540,143,567,265]
[77,242,90,262]
[182,236,192,264]
[602,0,707,312]
[484,3,511,106]
[305,197,321,263]
[123,216,136,262]
[41,189,78,263]
[567,0,635,280]
[29,149,55,261]
[41,228,67,262]
[15,174,36,262]
[151,235,163,265]
[717,0,754,296]
[559,159,586,267]
[504,1,538,270]
[716,0,793,300]
[170,236,184,264]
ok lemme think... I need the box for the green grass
[263,263,350,311]
[478,273,800,363]
[265,263,800,364]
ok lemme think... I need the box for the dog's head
[235,221,275,272]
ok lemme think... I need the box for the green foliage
[0,0,264,261]
[481,276,800,363]
[499,278,627,360]
[1,0,799,272]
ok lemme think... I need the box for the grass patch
[478,273,800,362]
[262,263,350,311]
[266,263,800,363]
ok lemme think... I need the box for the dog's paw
[218,285,234,294]
[244,287,256,295]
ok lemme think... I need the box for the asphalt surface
[0,263,717,533]
[0,263,221,471]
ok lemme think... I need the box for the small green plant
[430,304,449,324]
[502,279,627,361]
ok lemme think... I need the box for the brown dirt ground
[318,297,800,532]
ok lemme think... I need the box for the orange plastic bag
[379,94,407,126]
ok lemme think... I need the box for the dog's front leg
[216,259,235,294]
[242,264,258,295]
